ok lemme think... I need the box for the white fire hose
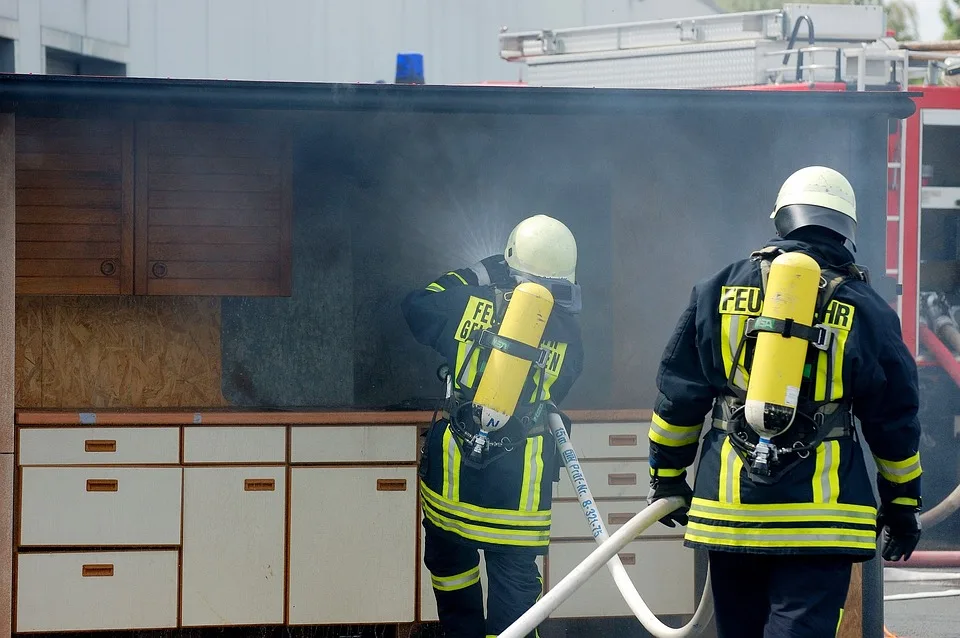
[497,414,714,638]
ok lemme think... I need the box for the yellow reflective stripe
[651,467,685,478]
[813,440,840,504]
[720,315,748,388]
[442,427,461,502]
[519,437,544,512]
[422,501,550,547]
[891,497,920,507]
[734,315,750,386]
[420,482,551,525]
[874,452,922,484]
[447,271,468,286]
[718,437,742,505]
[831,329,849,399]
[454,341,481,390]
[688,521,875,539]
[815,350,828,402]
[528,341,567,403]
[686,532,875,550]
[426,282,445,292]
[720,315,734,380]
[431,566,480,592]
[836,608,844,637]
[649,414,702,447]
[686,521,876,550]
[690,497,876,524]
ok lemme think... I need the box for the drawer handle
[377,478,408,492]
[608,434,638,447]
[608,513,636,525]
[608,473,637,486]
[618,553,636,566]
[86,479,118,492]
[84,439,117,453]
[82,564,114,577]
[244,479,276,492]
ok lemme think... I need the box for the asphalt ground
[883,568,960,638]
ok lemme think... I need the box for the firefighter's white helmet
[770,166,858,248]
[944,57,960,87]
[504,214,577,284]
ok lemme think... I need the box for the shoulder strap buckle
[473,328,550,368]
[745,316,834,351]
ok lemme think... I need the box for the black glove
[478,255,513,286]
[647,474,693,528]
[876,503,922,561]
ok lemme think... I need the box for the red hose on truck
[914,324,960,533]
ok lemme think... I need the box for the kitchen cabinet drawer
[18,427,180,465]
[550,499,684,540]
[20,467,182,546]
[290,425,418,463]
[16,550,178,632]
[289,466,417,624]
[566,423,650,459]
[182,467,286,626]
[183,426,286,464]
[555,460,649,499]
[547,540,695,618]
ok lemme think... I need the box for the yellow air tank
[745,252,822,438]
[472,281,555,432]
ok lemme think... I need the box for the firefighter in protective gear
[647,166,923,638]
[402,214,584,638]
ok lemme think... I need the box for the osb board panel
[15,296,227,408]
[837,562,863,638]
[15,297,42,409]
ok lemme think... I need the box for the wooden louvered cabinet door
[134,120,293,296]
[15,117,134,295]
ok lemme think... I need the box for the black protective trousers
[709,551,854,638]
[424,524,543,638]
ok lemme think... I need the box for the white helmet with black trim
[770,166,857,250]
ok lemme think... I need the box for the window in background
[45,47,125,76]
[0,38,13,73]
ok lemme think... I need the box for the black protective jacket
[402,257,584,554]
[649,238,921,559]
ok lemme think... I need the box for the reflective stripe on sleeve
[874,452,922,484]
[649,414,702,447]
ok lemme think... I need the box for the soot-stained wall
[219,108,892,410]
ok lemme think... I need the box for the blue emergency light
[395,53,425,84]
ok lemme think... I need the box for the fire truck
[498,2,960,546]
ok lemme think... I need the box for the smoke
[213,97,899,414]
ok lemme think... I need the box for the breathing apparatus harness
[716,246,869,483]
[436,278,578,470]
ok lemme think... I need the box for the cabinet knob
[82,564,114,578]
[86,479,118,492]
[377,479,408,492]
[607,473,637,486]
[84,439,117,453]
[608,513,636,526]
[244,478,276,492]
[100,260,117,276]
[151,261,168,279]
[608,434,638,447]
